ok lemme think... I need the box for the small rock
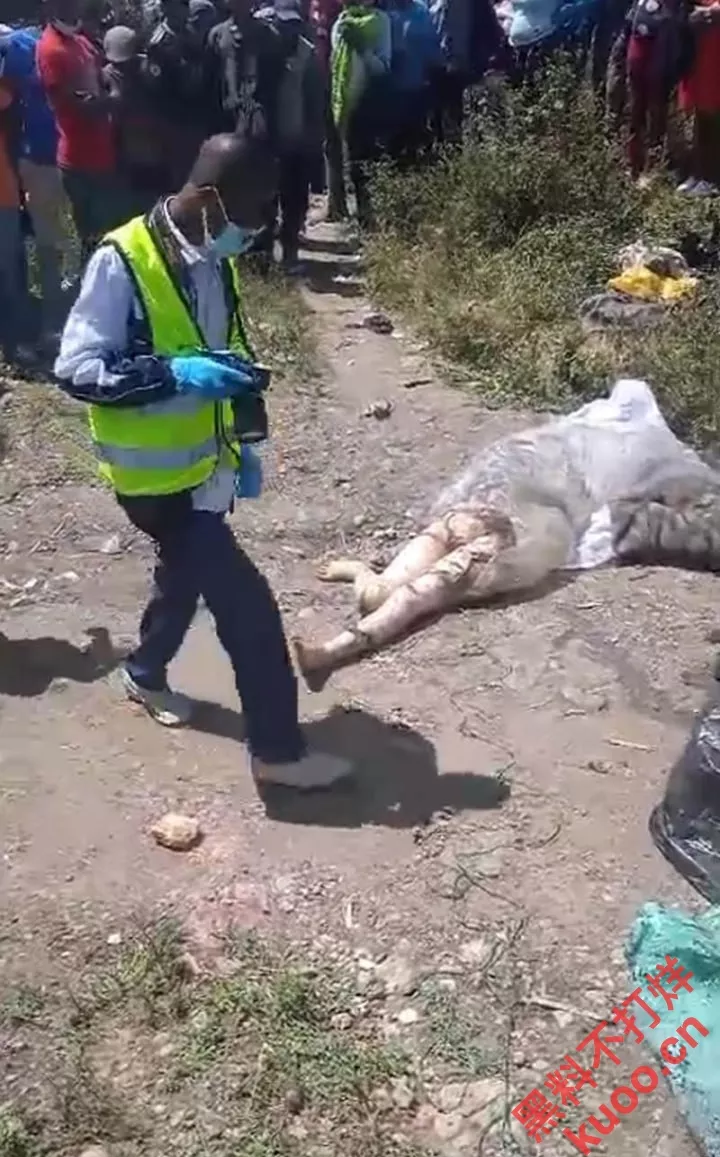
[587,759,612,775]
[179,951,201,979]
[362,311,394,335]
[553,1008,575,1029]
[375,954,416,996]
[391,1076,416,1110]
[100,533,122,555]
[352,513,366,528]
[372,1087,394,1113]
[284,1086,305,1115]
[331,1012,353,1031]
[397,1007,420,1026]
[79,1148,111,1157]
[106,932,122,947]
[436,1079,504,1116]
[363,399,393,420]
[459,939,489,966]
[150,813,202,852]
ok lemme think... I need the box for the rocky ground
[0,217,713,1157]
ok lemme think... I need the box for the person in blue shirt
[385,0,444,161]
[0,25,68,332]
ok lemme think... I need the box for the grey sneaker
[251,750,354,790]
[119,667,193,727]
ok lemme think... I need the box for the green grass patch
[1,921,416,1157]
[366,61,720,445]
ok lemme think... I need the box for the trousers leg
[278,154,309,259]
[120,492,200,691]
[190,512,305,763]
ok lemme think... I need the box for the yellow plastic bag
[608,264,697,302]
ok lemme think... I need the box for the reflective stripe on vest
[88,215,252,497]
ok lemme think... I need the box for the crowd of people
[1,0,719,367]
[0,0,507,368]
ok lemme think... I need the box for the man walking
[54,131,352,791]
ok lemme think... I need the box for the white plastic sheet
[432,379,718,572]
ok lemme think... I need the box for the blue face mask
[202,192,259,258]
[208,221,259,258]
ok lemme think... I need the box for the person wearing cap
[188,0,220,44]
[54,130,355,792]
[103,26,170,213]
[253,0,325,270]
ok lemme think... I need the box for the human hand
[170,354,265,399]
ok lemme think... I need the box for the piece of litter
[607,737,653,752]
[107,932,122,946]
[397,1007,420,1025]
[361,311,394,335]
[363,400,393,420]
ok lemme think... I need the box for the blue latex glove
[170,353,270,399]
[234,446,263,499]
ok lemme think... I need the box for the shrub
[366,59,720,446]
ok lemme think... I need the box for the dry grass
[366,63,720,447]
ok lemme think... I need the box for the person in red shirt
[37,0,131,262]
[679,0,720,192]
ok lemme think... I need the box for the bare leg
[318,508,510,614]
[294,520,514,691]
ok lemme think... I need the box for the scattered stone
[352,513,367,528]
[587,759,612,775]
[179,951,201,979]
[106,932,122,947]
[331,1012,353,1031]
[363,399,393,420]
[150,813,202,852]
[100,533,122,555]
[362,311,394,335]
[396,1006,419,1026]
[436,1079,505,1116]
[284,1086,305,1115]
[375,954,416,996]
[372,1087,394,1113]
[552,1008,575,1029]
[391,1076,416,1110]
[459,939,489,966]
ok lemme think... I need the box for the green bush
[366,60,720,445]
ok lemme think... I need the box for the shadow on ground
[265,706,510,829]
[0,627,117,695]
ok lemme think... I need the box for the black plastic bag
[650,701,720,903]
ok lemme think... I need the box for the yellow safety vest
[88,216,253,497]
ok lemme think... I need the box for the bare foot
[292,637,334,693]
[317,559,373,584]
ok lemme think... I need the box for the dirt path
[0,219,714,1157]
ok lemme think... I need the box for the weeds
[1,922,413,1157]
[366,60,720,445]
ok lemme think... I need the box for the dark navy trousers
[119,491,305,764]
